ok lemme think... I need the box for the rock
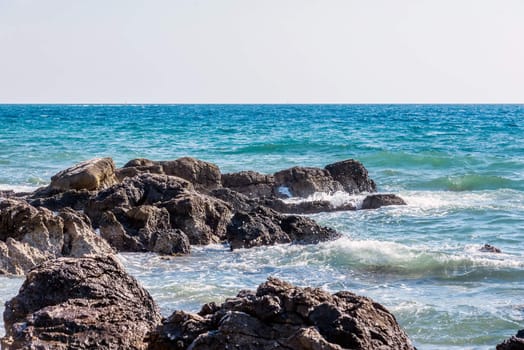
[360,194,406,209]
[149,277,415,350]
[29,189,94,211]
[226,206,340,250]
[124,158,158,167]
[210,187,257,212]
[149,229,191,255]
[325,159,376,193]
[161,157,222,191]
[480,244,502,253]
[115,164,164,182]
[274,166,343,198]
[0,198,113,275]
[221,171,276,198]
[160,192,232,245]
[49,157,118,192]
[497,330,524,350]
[1,255,162,350]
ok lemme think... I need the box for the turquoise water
[1,104,523,348]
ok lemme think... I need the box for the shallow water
[1,104,523,348]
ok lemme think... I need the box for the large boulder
[325,159,376,193]
[48,157,118,192]
[497,330,524,350]
[0,198,113,275]
[149,277,415,350]
[221,171,276,198]
[360,194,406,210]
[274,166,343,198]
[1,256,162,350]
[226,206,340,250]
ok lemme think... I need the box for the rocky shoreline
[1,157,517,349]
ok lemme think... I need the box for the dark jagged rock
[226,206,340,250]
[361,194,406,209]
[274,166,343,198]
[0,199,113,275]
[48,157,118,192]
[1,256,162,350]
[160,192,231,245]
[209,187,257,212]
[497,330,524,350]
[325,159,376,193]
[149,277,415,350]
[221,171,277,198]
[480,243,502,253]
[29,188,94,211]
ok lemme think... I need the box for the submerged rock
[497,330,524,350]
[361,194,406,209]
[226,206,340,250]
[0,198,113,275]
[149,277,415,350]
[1,255,161,350]
[480,243,502,253]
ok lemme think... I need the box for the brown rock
[274,166,343,197]
[221,171,276,198]
[325,159,377,193]
[161,157,222,191]
[149,277,415,350]
[1,255,162,350]
[226,206,340,250]
[361,194,406,210]
[497,330,524,350]
[49,157,118,192]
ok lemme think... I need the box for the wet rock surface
[361,194,407,209]
[1,256,162,350]
[274,166,344,198]
[325,159,377,193]
[149,277,415,350]
[497,330,524,350]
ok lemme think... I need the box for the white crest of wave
[283,191,366,207]
[0,184,39,193]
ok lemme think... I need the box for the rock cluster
[149,276,415,350]
[0,156,406,275]
[2,256,415,350]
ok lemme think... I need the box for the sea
[0,104,523,349]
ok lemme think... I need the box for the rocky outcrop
[361,194,406,209]
[149,277,415,350]
[325,159,376,193]
[497,330,524,350]
[226,206,340,250]
[120,157,222,191]
[0,199,113,275]
[29,188,94,211]
[48,157,118,192]
[1,256,162,350]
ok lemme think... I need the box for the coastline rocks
[325,159,377,193]
[361,194,407,210]
[497,330,524,350]
[226,206,340,250]
[49,157,118,192]
[149,277,415,350]
[0,198,113,275]
[1,255,162,350]
[274,166,343,198]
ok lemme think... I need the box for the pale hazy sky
[1,0,523,103]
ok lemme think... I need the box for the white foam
[284,191,365,208]
[0,185,38,193]
[277,186,292,198]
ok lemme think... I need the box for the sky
[0,0,523,103]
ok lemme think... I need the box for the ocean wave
[414,174,523,191]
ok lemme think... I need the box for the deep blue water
[1,104,523,348]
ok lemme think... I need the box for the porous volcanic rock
[497,330,524,350]
[325,159,377,193]
[226,206,340,250]
[149,277,415,350]
[360,194,406,210]
[0,198,112,275]
[274,166,343,198]
[1,255,162,350]
[29,188,94,211]
[48,157,118,192]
